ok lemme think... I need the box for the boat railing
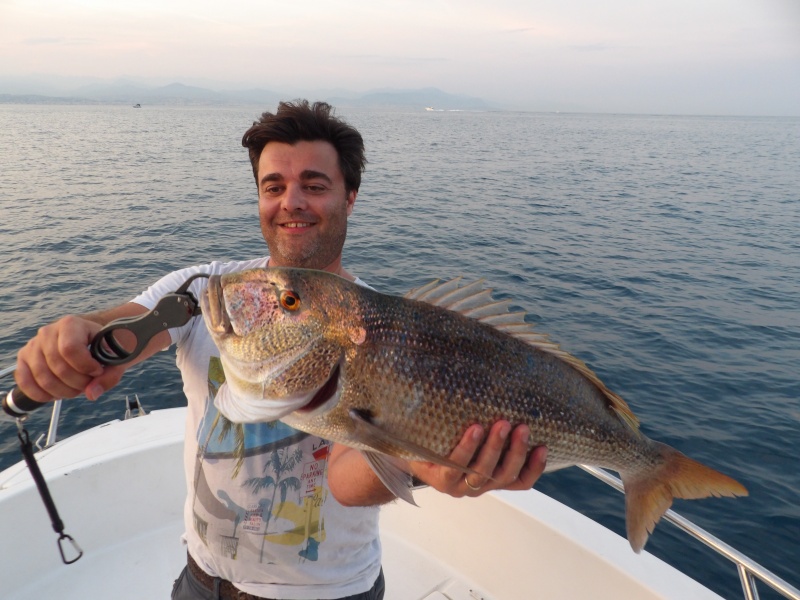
[578,465,800,600]
[1,364,798,600]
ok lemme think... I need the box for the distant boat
[133,103,141,108]
[425,106,435,111]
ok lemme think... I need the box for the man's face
[256,140,356,271]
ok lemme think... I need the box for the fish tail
[621,441,748,553]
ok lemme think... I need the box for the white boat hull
[0,408,722,599]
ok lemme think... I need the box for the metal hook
[58,533,83,565]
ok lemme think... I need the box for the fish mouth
[296,360,342,414]
[202,275,232,334]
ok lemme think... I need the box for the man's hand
[328,421,547,507]
[14,304,158,403]
[15,315,109,403]
[409,421,547,498]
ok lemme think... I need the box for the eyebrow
[259,170,333,187]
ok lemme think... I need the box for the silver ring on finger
[464,475,482,491]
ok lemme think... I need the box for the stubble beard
[266,214,349,270]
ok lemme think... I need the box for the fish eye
[280,290,301,311]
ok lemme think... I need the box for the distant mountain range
[0,79,496,111]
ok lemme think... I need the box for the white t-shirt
[132,258,382,599]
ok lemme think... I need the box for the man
[15,100,547,599]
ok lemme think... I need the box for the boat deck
[0,408,731,599]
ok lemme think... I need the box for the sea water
[0,104,798,598]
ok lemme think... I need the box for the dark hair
[242,100,366,194]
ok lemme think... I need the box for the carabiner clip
[58,533,83,565]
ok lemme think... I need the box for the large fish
[200,267,747,552]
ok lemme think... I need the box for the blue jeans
[171,563,385,600]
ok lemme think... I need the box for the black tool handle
[3,387,45,418]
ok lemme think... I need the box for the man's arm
[14,303,170,403]
[328,421,547,506]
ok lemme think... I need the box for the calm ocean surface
[1,104,798,598]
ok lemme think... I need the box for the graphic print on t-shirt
[190,357,329,563]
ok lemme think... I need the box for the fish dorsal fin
[405,278,640,431]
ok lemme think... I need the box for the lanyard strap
[17,420,83,564]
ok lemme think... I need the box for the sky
[1,0,799,115]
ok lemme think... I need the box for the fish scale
[201,267,747,552]
[350,298,617,465]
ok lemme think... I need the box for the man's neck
[267,257,355,282]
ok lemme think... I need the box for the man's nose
[281,184,307,211]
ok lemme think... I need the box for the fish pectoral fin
[349,408,481,475]
[362,451,417,506]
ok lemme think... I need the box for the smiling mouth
[281,222,314,229]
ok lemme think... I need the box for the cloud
[23,37,64,45]
[1,0,797,115]
[344,55,449,66]
[24,37,95,46]
[502,27,536,34]
[568,43,623,52]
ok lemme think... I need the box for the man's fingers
[13,361,54,403]
[410,423,548,499]
[500,445,548,491]
[488,424,530,485]
[519,445,548,488]
[15,317,105,402]
[408,424,484,495]
[85,366,126,401]
[465,424,548,494]
[43,345,94,395]
[440,424,484,487]
[58,318,104,378]
[447,424,484,466]
[462,421,512,491]
[18,342,83,401]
